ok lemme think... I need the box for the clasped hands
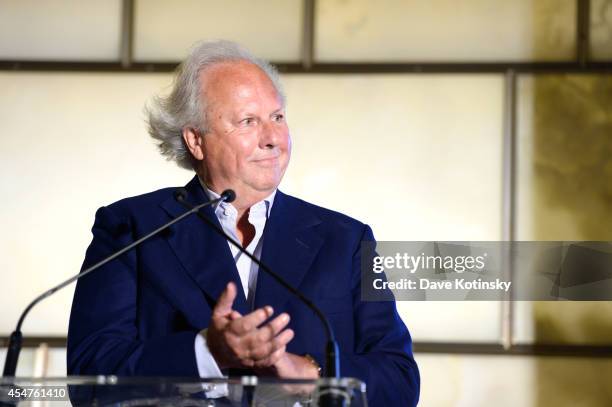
[206,282,319,380]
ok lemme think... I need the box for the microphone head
[221,189,236,203]
[174,188,189,202]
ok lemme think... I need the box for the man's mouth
[252,155,280,163]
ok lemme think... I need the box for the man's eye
[273,114,285,122]
[241,118,255,125]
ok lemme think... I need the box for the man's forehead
[201,61,270,90]
[200,61,282,106]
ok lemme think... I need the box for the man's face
[198,61,291,198]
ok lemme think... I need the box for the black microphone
[174,191,341,379]
[2,190,233,377]
[175,188,236,205]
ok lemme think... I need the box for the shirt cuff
[195,329,227,398]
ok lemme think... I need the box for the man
[67,40,419,405]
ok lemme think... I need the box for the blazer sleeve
[313,224,420,406]
[67,205,200,376]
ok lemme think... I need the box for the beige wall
[0,72,503,339]
[1,1,611,406]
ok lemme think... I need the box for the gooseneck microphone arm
[2,191,234,377]
[174,189,340,379]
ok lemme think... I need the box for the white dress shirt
[194,181,275,385]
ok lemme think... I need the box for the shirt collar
[198,176,276,219]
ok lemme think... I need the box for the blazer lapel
[254,191,323,313]
[159,176,249,316]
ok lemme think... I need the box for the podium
[0,376,367,406]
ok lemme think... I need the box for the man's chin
[248,178,282,194]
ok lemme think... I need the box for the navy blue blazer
[67,176,420,406]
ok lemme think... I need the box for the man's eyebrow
[234,109,255,117]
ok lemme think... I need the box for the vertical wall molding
[302,0,315,70]
[501,70,517,350]
[120,0,134,68]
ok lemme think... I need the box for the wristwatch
[303,354,322,377]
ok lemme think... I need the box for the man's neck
[231,194,269,219]
[198,175,275,220]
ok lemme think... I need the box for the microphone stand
[175,190,348,406]
[2,193,231,377]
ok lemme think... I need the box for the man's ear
[182,128,205,161]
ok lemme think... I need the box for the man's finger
[274,328,295,349]
[213,282,237,317]
[250,328,294,363]
[229,305,273,335]
[229,310,242,320]
[253,345,286,368]
[250,327,295,361]
[266,345,287,367]
[255,313,290,343]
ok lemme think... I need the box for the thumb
[213,282,237,317]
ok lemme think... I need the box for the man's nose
[259,120,281,149]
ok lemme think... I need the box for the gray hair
[145,40,286,170]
